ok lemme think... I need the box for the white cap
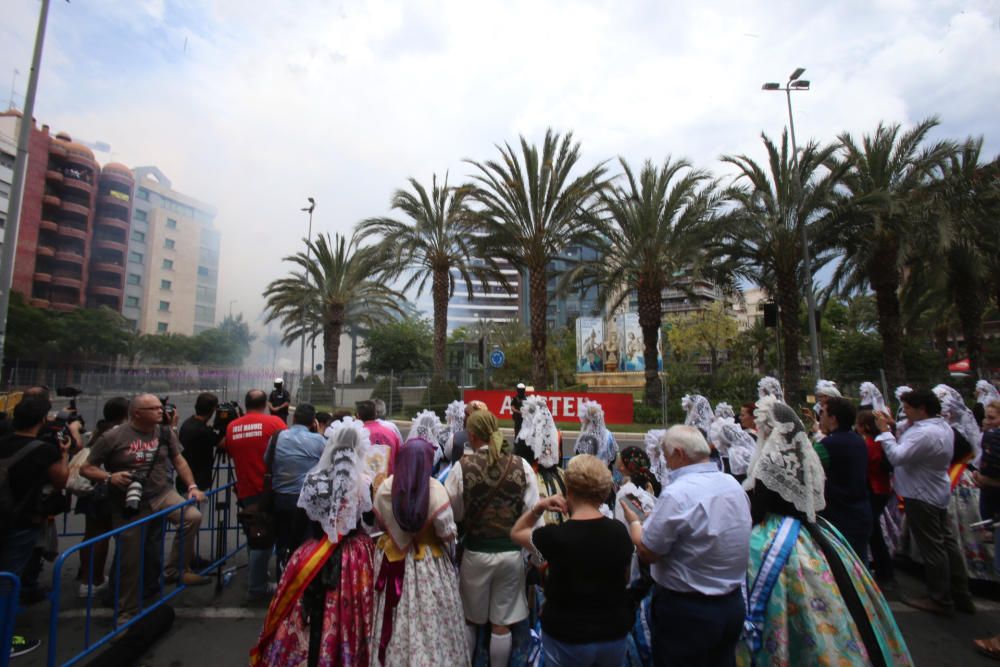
[274,378,283,384]
[516,383,526,389]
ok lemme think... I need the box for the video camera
[42,386,86,445]
[214,401,242,432]
[160,396,177,426]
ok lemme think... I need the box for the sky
[2,0,999,366]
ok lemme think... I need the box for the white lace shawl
[743,396,826,522]
[297,417,374,543]
[858,382,886,413]
[407,409,449,466]
[894,385,913,421]
[576,400,616,466]
[644,429,668,489]
[519,396,560,468]
[714,402,735,420]
[711,418,757,476]
[758,376,784,402]
[681,394,713,435]
[933,384,982,458]
[976,381,1000,408]
[444,400,467,433]
[813,379,841,415]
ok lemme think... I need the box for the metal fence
[0,572,21,667]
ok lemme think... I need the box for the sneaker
[900,595,954,617]
[10,635,42,658]
[77,581,109,599]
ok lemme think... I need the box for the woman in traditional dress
[517,396,566,525]
[574,400,619,470]
[250,419,377,667]
[407,409,450,474]
[370,439,468,666]
[680,394,713,438]
[737,396,912,667]
[709,418,756,483]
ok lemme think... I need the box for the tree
[827,118,954,386]
[361,316,433,375]
[561,157,721,406]
[140,333,197,365]
[263,232,406,387]
[467,129,609,389]
[357,174,505,380]
[666,302,739,375]
[717,131,844,399]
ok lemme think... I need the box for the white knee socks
[490,631,512,666]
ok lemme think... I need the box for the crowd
[4,374,1000,665]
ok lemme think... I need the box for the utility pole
[0,0,51,366]
[297,197,315,402]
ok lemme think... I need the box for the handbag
[238,432,280,550]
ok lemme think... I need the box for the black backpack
[0,439,47,531]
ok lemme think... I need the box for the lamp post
[228,299,237,318]
[298,197,315,403]
[762,67,822,381]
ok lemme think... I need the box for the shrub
[633,403,664,425]
[422,377,461,417]
[371,377,403,414]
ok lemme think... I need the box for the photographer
[80,394,210,619]
[176,393,226,495]
[0,395,70,659]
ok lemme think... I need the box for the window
[131,230,145,242]
[158,300,170,311]
[126,318,137,330]
[164,238,175,250]
[129,251,143,264]
[166,218,177,229]
[136,188,149,201]
[127,273,141,285]
[157,322,168,333]
[125,296,139,308]
[197,265,209,277]
[133,209,147,222]
[195,305,215,322]
[162,259,173,270]
[160,279,172,290]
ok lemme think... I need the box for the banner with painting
[575,317,605,372]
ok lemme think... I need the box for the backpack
[0,439,47,531]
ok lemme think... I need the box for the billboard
[576,317,605,372]
[463,390,635,424]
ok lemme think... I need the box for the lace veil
[644,429,669,489]
[933,384,982,458]
[858,382,886,413]
[681,394,713,435]
[976,380,1000,408]
[757,376,784,402]
[519,396,560,468]
[444,400,467,433]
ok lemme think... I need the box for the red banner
[462,390,634,424]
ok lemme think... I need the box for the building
[0,111,134,312]
[546,243,603,330]
[124,166,219,335]
[731,287,769,330]
[446,258,522,331]
[0,115,17,253]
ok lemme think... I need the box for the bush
[370,377,403,414]
[422,377,461,417]
[633,403,664,425]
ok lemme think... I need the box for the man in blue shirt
[269,402,326,575]
[621,424,752,667]
[818,397,872,558]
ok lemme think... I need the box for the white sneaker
[77,581,108,599]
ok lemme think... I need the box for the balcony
[48,142,67,157]
[46,169,63,183]
[64,151,95,170]
[99,193,130,211]
[54,250,84,265]
[29,298,50,308]
[100,170,133,189]
[33,271,52,283]
[88,285,121,298]
[61,200,90,218]
[36,244,55,257]
[58,225,88,242]
[51,275,83,290]
[91,261,124,276]
[40,219,59,233]
[43,194,61,208]
[95,216,129,233]
[93,238,128,254]
[62,175,92,195]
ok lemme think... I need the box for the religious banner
[616,313,644,371]
[576,317,605,372]
[463,389,635,424]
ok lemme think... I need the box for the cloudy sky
[3,0,999,363]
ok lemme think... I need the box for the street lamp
[298,197,315,402]
[228,299,237,318]
[762,67,822,381]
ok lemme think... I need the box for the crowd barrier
[46,480,245,667]
[0,572,21,667]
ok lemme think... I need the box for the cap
[274,378,284,384]
[516,383,525,389]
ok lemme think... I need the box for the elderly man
[876,388,974,615]
[81,394,208,617]
[621,425,751,667]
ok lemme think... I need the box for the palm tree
[717,131,844,399]
[561,157,721,406]
[466,129,609,389]
[928,137,1000,378]
[826,118,954,386]
[357,174,507,381]
[263,232,405,387]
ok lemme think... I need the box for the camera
[123,471,147,517]
[214,401,242,432]
[42,386,85,447]
[160,396,177,426]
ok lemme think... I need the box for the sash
[948,461,968,491]
[743,517,800,663]
[249,537,337,666]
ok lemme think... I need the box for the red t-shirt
[865,434,892,496]
[226,413,287,499]
[363,420,401,474]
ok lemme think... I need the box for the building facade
[546,243,603,331]
[446,259,522,331]
[124,167,219,335]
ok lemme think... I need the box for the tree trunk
[431,267,449,381]
[775,270,801,400]
[529,267,549,390]
[323,304,344,388]
[868,244,906,387]
[638,279,662,407]
[954,283,986,379]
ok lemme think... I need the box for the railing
[0,572,21,667]
[46,480,245,667]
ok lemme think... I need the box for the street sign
[490,349,505,369]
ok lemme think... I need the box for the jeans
[905,497,970,607]
[651,586,743,667]
[273,493,308,579]
[542,634,627,667]
[0,527,41,594]
[239,494,273,597]
[868,493,894,583]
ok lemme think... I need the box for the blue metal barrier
[0,572,21,667]
[46,481,245,667]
